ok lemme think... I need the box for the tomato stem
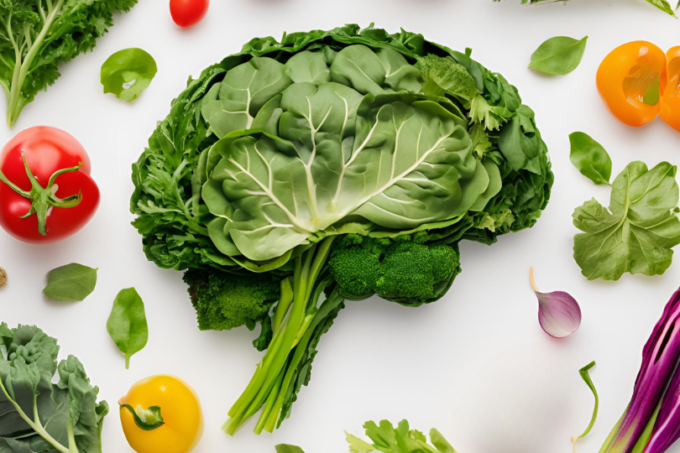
[0,153,84,236]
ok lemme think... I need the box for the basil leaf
[107,288,149,369]
[101,48,157,102]
[43,263,98,302]
[573,161,680,280]
[529,36,588,76]
[569,132,612,185]
[120,404,164,430]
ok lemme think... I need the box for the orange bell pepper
[597,41,667,127]
[661,46,680,133]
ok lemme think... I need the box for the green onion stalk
[223,237,345,434]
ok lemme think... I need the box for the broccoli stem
[223,237,338,435]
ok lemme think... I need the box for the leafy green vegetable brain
[132,25,552,272]
[130,25,554,433]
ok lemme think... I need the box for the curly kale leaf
[0,323,109,453]
[0,0,137,126]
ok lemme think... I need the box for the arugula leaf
[0,0,138,126]
[101,48,157,102]
[529,36,588,76]
[573,161,680,280]
[0,324,109,453]
[106,288,149,369]
[43,263,98,302]
[569,132,612,185]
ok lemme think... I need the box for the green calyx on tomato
[0,154,83,235]
[0,126,100,244]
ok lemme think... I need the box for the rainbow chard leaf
[530,267,581,338]
[600,288,680,453]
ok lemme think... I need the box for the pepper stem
[529,267,540,293]
[0,153,84,236]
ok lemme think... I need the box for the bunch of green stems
[223,237,345,434]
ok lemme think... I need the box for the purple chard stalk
[600,289,680,453]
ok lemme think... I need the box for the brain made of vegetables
[131,25,554,271]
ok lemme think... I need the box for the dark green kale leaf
[0,0,138,126]
[0,323,109,453]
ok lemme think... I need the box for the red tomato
[661,46,680,133]
[0,126,100,244]
[170,0,209,28]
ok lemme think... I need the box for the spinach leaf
[106,288,149,369]
[529,36,588,76]
[101,48,158,102]
[43,263,98,302]
[573,161,680,280]
[0,324,109,452]
[569,132,612,185]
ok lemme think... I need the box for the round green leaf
[43,263,98,302]
[101,48,157,102]
[529,36,588,76]
[569,132,612,185]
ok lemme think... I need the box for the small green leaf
[529,36,588,76]
[572,361,599,451]
[106,288,148,369]
[275,445,306,453]
[644,0,677,15]
[101,48,157,102]
[120,404,164,430]
[43,263,98,302]
[569,132,612,185]
[345,432,375,453]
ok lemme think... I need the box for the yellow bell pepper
[119,375,204,453]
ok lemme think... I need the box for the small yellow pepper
[119,375,204,453]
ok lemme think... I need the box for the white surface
[1,1,679,452]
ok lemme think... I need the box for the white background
[1,1,679,452]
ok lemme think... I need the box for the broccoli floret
[329,235,461,305]
[183,269,280,331]
[328,235,386,299]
